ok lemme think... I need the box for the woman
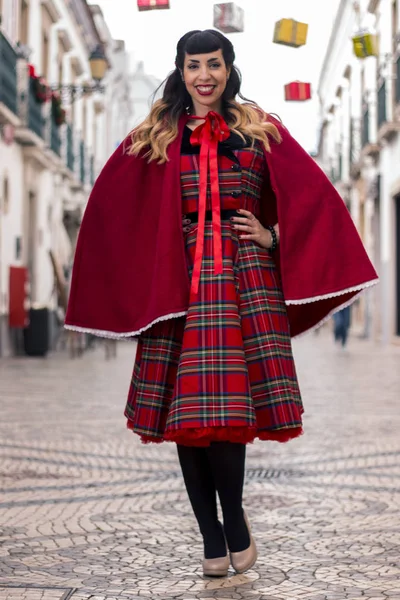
[66,30,378,577]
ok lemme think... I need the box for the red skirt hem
[126,420,303,446]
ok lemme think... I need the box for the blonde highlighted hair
[127,100,281,164]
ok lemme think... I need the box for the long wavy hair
[127,29,281,163]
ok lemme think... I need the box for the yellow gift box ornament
[273,18,308,48]
[352,31,378,58]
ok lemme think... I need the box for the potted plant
[51,91,66,126]
[27,64,50,103]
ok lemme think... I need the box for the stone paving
[0,330,399,600]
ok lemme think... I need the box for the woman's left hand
[231,209,273,249]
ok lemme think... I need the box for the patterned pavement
[0,329,399,600]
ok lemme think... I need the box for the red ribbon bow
[189,111,230,298]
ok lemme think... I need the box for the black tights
[177,442,250,558]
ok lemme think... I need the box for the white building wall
[129,61,161,127]
[379,135,400,342]
[0,142,24,334]
[1,0,19,41]
[0,0,138,355]
[376,0,400,343]
[34,169,54,307]
[317,0,379,338]
[318,0,400,342]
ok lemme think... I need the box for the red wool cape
[65,116,378,339]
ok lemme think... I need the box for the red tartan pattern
[125,142,303,445]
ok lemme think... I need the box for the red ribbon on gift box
[284,81,311,102]
[137,0,170,10]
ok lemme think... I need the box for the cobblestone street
[0,331,399,600]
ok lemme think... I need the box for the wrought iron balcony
[27,79,45,139]
[50,114,61,156]
[0,31,19,121]
[377,78,400,141]
[14,62,49,149]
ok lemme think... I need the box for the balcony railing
[66,124,74,172]
[80,140,85,184]
[50,115,61,156]
[362,106,369,147]
[377,81,387,129]
[0,32,18,115]
[27,79,45,139]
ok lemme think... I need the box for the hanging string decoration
[284,81,311,102]
[213,2,244,34]
[137,0,170,11]
[273,18,308,48]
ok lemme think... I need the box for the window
[19,0,29,46]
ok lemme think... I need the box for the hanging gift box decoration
[273,18,308,48]
[352,31,378,58]
[137,0,170,11]
[284,81,311,102]
[213,3,244,34]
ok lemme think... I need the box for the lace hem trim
[64,280,378,340]
[292,288,371,339]
[64,310,188,339]
[285,278,378,305]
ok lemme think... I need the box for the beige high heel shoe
[202,522,229,577]
[202,554,230,577]
[229,511,258,574]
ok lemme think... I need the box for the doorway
[27,190,37,303]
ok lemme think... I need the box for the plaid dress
[125,127,303,446]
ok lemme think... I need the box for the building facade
[129,60,161,128]
[317,0,400,343]
[0,0,138,356]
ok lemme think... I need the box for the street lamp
[51,44,109,100]
[88,45,108,82]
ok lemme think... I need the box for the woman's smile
[195,85,217,96]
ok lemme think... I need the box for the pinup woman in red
[66,30,378,577]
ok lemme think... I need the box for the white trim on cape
[289,278,379,339]
[285,278,379,305]
[64,310,188,340]
[64,278,379,340]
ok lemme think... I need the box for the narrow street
[0,332,399,600]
